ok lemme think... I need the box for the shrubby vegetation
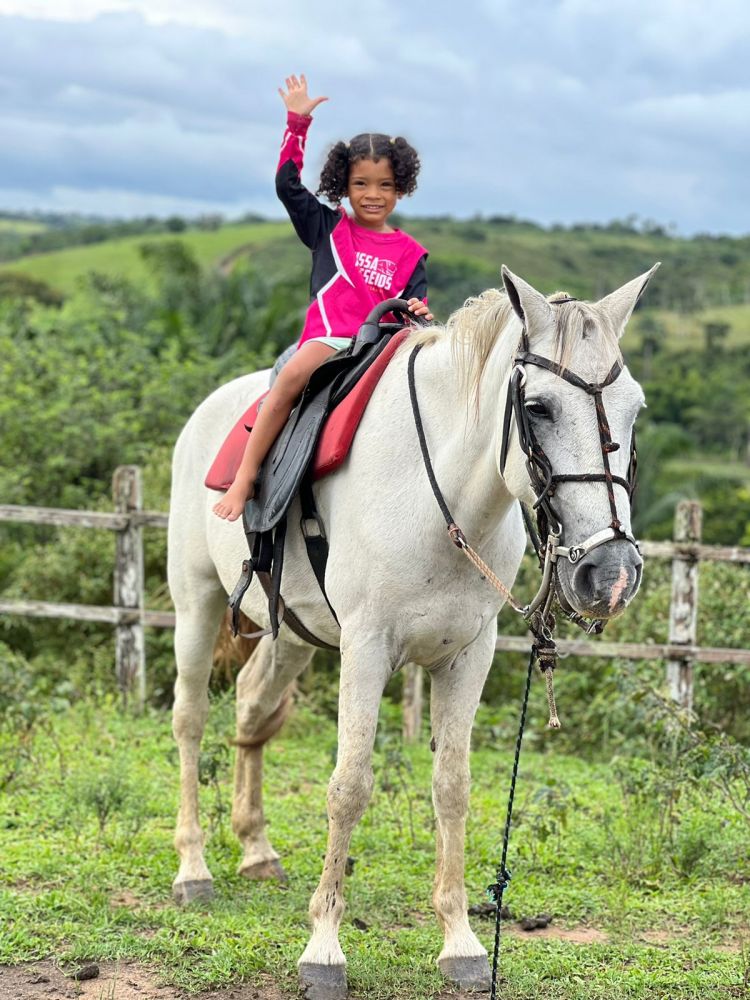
[0,239,307,705]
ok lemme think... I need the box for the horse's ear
[597,263,661,337]
[501,266,553,335]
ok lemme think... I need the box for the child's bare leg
[213,342,337,521]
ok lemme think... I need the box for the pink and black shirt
[276,111,428,347]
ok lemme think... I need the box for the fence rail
[1,475,747,713]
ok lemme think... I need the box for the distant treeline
[0,210,267,262]
[2,209,750,312]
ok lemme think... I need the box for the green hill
[2,215,750,351]
[0,218,48,234]
[0,221,288,293]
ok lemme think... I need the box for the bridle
[407,296,641,660]
[497,297,639,631]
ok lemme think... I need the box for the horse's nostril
[572,561,595,600]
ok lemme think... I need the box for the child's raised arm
[276,74,336,250]
[278,74,328,117]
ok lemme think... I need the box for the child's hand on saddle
[407,298,434,322]
[279,74,328,117]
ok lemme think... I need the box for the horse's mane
[407,287,622,403]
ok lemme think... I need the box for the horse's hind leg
[430,634,495,992]
[171,583,228,904]
[232,634,314,880]
[298,637,391,1000]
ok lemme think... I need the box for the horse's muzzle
[558,539,643,619]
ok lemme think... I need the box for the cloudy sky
[0,0,748,233]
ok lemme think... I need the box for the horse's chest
[397,593,498,667]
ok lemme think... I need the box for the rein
[407,343,562,721]
[407,307,639,657]
[407,311,639,1000]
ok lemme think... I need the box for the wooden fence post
[666,500,702,712]
[113,465,146,710]
[402,663,424,743]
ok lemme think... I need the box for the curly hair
[316,133,421,205]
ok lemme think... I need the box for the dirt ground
[0,959,492,1000]
[0,961,290,1000]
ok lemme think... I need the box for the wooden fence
[1,470,748,718]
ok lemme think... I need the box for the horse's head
[498,264,659,620]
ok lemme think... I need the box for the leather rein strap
[407,306,639,642]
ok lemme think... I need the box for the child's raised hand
[407,298,434,322]
[278,74,328,117]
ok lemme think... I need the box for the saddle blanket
[205,330,408,491]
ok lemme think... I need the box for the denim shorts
[269,337,351,386]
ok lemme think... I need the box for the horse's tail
[212,609,262,682]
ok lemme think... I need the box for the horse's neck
[409,331,517,546]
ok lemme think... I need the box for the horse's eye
[525,399,551,419]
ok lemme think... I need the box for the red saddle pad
[204,331,408,491]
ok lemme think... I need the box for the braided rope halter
[407,297,639,998]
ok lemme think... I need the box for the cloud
[0,2,747,233]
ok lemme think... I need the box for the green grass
[665,456,750,483]
[1,695,748,997]
[0,222,288,293]
[629,304,750,352]
[0,218,47,234]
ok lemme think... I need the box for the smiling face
[346,157,399,231]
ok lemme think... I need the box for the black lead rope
[409,341,541,993]
[409,311,636,994]
[488,649,534,1000]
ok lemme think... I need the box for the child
[213,73,432,521]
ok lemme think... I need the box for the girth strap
[227,504,339,651]
[299,477,340,626]
[269,516,287,638]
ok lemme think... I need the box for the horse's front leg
[232,634,314,879]
[298,635,391,1000]
[430,630,496,992]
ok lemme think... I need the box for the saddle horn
[352,298,427,355]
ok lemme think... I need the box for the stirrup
[228,559,254,637]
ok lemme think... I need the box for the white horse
[167,265,656,997]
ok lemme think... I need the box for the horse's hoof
[439,954,491,992]
[298,962,347,1000]
[238,858,288,882]
[172,878,214,905]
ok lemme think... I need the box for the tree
[703,321,730,354]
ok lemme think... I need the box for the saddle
[227,299,424,650]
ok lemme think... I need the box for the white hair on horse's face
[406,287,622,408]
[547,295,622,376]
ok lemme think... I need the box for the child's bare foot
[212,480,254,521]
